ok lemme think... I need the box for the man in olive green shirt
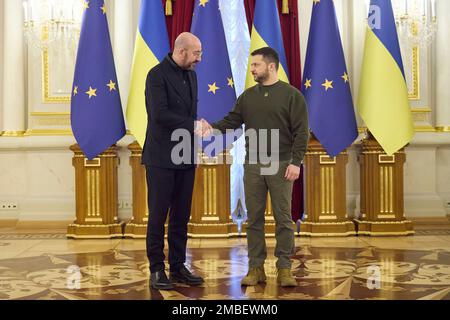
[201,47,309,287]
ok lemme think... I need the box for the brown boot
[277,268,297,287]
[241,266,267,286]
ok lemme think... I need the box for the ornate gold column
[301,136,356,236]
[67,144,123,239]
[188,152,234,237]
[123,141,148,238]
[355,134,414,236]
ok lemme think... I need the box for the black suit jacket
[142,55,198,169]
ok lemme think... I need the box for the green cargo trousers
[243,160,295,269]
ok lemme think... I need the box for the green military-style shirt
[212,80,309,166]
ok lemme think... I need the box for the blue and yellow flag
[71,0,125,160]
[126,0,170,148]
[358,0,414,155]
[302,0,358,157]
[245,0,289,88]
[191,0,237,156]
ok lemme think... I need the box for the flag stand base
[67,222,124,239]
[123,223,148,239]
[354,132,414,236]
[354,219,414,236]
[67,144,123,239]
[299,221,356,237]
[301,135,356,237]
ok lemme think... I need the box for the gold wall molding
[33,118,70,126]
[24,129,73,136]
[411,107,432,113]
[30,112,70,116]
[27,110,71,134]
[42,50,71,104]
[1,131,26,137]
[414,126,437,132]
[412,112,429,123]
[359,126,446,133]
[408,46,420,100]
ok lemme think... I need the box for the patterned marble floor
[0,232,450,300]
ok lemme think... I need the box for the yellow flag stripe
[126,32,160,148]
[245,28,289,89]
[358,28,414,155]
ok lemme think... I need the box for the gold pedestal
[124,141,148,238]
[188,153,234,237]
[355,134,414,236]
[300,136,356,236]
[67,144,123,239]
[122,147,235,238]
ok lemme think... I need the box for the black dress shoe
[150,270,174,290]
[170,266,204,286]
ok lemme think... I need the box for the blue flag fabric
[71,0,126,159]
[302,0,358,157]
[191,0,237,156]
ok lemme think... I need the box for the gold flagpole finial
[166,0,173,16]
[282,0,289,14]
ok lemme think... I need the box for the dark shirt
[168,54,192,101]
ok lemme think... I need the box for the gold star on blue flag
[191,0,237,157]
[71,0,125,159]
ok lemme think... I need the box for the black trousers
[146,165,196,273]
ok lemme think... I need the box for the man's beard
[253,70,270,83]
[187,62,197,70]
[181,55,196,70]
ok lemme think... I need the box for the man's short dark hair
[251,47,280,70]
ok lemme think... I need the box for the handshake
[194,119,213,137]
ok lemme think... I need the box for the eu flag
[302,0,358,157]
[71,0,126,159]
[191,0,237,156]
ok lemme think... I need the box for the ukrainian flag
[245,0,289,88]
[357,0,414,155]
[126,0,170,148]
